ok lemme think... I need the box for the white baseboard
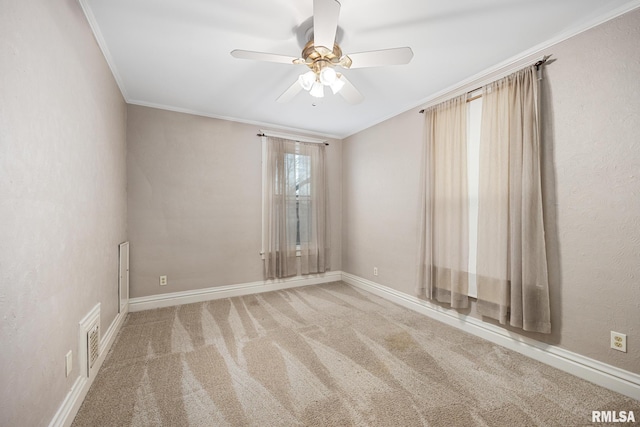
[47,376,86,427]
[341,272,640,401]
[48,303,129,427]
[99,301,128,360]
[129,271,343,312]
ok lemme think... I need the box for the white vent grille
[79,303,100,378]
[88,324,100,370]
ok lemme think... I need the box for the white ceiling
[81,0,637,138]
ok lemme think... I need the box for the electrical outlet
[373,267,378,276]
[611,331,627,352]
[159,275,167,286]
[65,350,72,377]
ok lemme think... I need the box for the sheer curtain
[416,95,470,308]
[476,66,551,333]
[263,137,330,279]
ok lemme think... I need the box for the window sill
[259,250,303,259]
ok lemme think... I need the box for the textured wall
[0,1,127,425]
[537,7,640,373]
[342,8,640,373]
[342,109,424,297]
[127,105,342,298]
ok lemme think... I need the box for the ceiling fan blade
[313,0,341,50]
[276,80,303,103]
[337,75,363,104]
[343,47,413,69]
[231,50,299,65]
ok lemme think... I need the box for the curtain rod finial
[534,54,552,69]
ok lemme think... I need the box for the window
[260,131,330,279]
[418,65,550,332]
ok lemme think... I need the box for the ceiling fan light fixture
[319,67,337,85]
[310,81,324,98]
[298,71,316,91]
[329,75,345,94]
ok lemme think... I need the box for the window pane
[297,154,311,197]
[283,151,311,247]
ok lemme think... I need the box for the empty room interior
[2,0,640,425]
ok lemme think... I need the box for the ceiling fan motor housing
[299,40,351,73]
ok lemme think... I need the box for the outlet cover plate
[611,331,627,352]
[160,275,167,286]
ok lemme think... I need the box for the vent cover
[88,324,100,370]
[79,303,101,377]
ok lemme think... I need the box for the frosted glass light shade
[319,67,337,85]
[309,81,324,98]
[298,71,316,91]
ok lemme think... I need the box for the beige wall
[127,105,342,298]
[0,1,127,426]
[342,109,424,296]
[1,2,637,424]
[342,9,640,374]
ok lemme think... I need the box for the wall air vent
[88,323,100,370]
[79,303,101,377]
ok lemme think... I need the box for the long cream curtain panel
[476,66,550,333]
[416,95,470,308]
[417,65,551,333]
[263,137,330,279]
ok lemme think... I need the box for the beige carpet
[72,281,639,426]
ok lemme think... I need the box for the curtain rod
[419,55,551,114]
[257,132,329,146]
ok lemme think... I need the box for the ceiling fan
[230,0,413,104]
